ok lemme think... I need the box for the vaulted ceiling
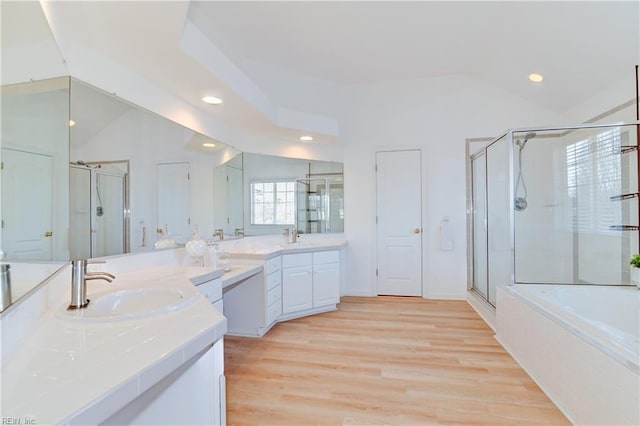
[6,1,640,148]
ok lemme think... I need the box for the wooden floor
[224,297,569,425]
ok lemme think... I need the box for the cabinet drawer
[266,270,281,290]
[312,250,339,265]
[266,256,282,274]
[267,299,282,324]
[282,252,312,268]
[198,278,222,303]
[267,284,281,306]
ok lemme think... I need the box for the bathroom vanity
[0,263,227,425]
[219,237,347,337]
[0,235,346,424]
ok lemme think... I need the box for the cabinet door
[313,262,340,307]
[282,265,313,314]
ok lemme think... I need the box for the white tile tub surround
[0,264,227,425]
[496,285,640,426]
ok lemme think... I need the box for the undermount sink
[58,287,199,322]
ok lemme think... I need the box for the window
[565,128,622,233]
[251,180,295,225]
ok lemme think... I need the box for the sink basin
[58,287,199,322]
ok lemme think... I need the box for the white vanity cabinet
[192,276,226,426]
[265,256,283,326]
[282,253,313,314]
[197,276,224,312]
[312,250,340,307]
[223,260,278,337]
[281,250,340,318]
[224,242,345,335]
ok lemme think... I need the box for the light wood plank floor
[225,296,569,425]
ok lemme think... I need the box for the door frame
[374,147,424,297]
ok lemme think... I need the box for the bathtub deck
[225,296,569,425]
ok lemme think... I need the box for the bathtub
[496,284,640,425]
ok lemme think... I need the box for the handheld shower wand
[514,132,536,211]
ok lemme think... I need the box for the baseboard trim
[425,292,467,300]
[341,290,375,297]
[466,290,496,332]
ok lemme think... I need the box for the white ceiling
[11,1,640,148]
[189,1,640,112]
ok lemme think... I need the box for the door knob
[413,228,421,234]
[44,231,53,237]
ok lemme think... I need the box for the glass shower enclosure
[296,178,344,234]
[469,122,640,306]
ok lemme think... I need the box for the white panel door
[157,162,190,242]
[376,150,422,296]
[1,148,53,260]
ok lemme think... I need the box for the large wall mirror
[240,153,343,236]
[1,77,345,311]
[213,153,344,238]
[0,2,344,312]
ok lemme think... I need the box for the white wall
[0,1,68,86]
[341,75,562,299]
[562,75,638,124]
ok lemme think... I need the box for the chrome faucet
[291,227,299,244]
[213,229,224,240]
[1,264,12,310]
[68,259,115,310]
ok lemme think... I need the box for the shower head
[516,132,537,150]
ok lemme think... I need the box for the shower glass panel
[471,153,488,298]
[513,124,639,285]
[296,178,344,234]
[328,179,344,233]
[469,122,639,308]
[486,135,511,305]
[94,171,125,257]
[297,178,326,234]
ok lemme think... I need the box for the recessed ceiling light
[69,119,75,127]
[202,96,223,105]
[300,135,313,142]
[528,73,544,83]
[202,142,216,148]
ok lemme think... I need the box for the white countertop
[220,264,263,289]
[1,266,227,425]
[221,238,347,260]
